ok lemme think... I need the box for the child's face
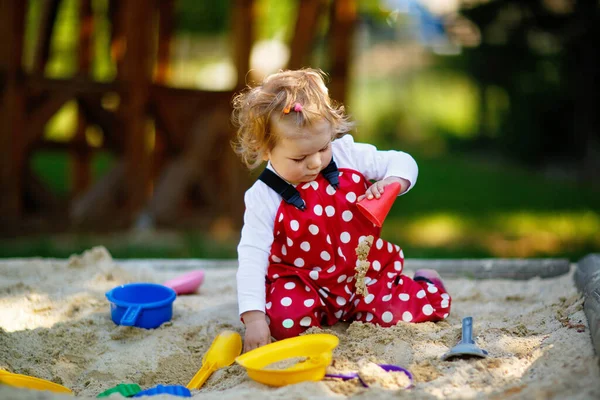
[266,117,333,184]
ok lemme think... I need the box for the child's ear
[262,151,270,161]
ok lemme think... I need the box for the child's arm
[333,135,418,197]
[237,184,279,351]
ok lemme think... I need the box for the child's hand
[241,311,271,353]
[357,176,409,202]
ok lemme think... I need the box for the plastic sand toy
[163,270,205,295]
[0,370,72,394]
[325,364,414,388]
[356,181,401,227]
[235,334,339,387]
[97,383,141,398]
[105,283,176,329]
[186,330,242,390]
[133,384,191,398]
[441,316,488,360]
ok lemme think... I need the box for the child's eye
[292,157,306,163]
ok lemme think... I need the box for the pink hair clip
[283,103,302,115]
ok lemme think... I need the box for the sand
[354,235,374,297]
[1,246,599,399]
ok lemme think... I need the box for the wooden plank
[25,76,119,93]
[156,0,174,83]
[109,0,126,73]
[36,139,99,152]
[77,94,122,151]
[327,0,356,104]
[32,0,60,75]
[24,91,71,148]
[288,0,327,70]
[150,86,232,150]
[0,0,27,219]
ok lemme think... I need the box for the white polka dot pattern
[281,297,292,306]
[342,210,353,222]
[261,169,451,338]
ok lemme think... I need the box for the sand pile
[1,247,599,399]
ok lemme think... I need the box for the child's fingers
[367,181,384,199]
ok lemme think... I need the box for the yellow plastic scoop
[235,333,339,387]
[0,370,72,394]
[186,330,242,390]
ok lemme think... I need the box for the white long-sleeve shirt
[236,134,418,315]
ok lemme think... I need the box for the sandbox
[1,247,599,399]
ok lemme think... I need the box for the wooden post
[119,0,155,224]
[288,0,327,70]
[73,0,94,198]
[328,0,356,104]
[0,0,27,221]
[232,0,255,87]
[153,0,175,186]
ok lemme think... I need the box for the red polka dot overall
[265,169,451,340]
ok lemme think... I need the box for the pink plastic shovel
[163,270,205,295]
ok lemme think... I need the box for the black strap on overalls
[258,158,340,211]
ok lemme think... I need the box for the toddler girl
[232,69,451,352]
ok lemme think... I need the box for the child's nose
[307,154,321,170]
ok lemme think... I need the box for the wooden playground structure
[0,0,356,236]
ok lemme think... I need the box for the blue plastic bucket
[106,283,176,329]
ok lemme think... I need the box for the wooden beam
[25,75,119,93]
[288,0,327,70]
[36,139,99,152]
[0,0,27,219]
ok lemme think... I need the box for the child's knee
[267,313,311,340]
[266,307,320,340]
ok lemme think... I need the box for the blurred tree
[175,0,230,34]
[456,0,599,178]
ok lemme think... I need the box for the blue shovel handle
[461,317,474,344]
[120,306,142,326]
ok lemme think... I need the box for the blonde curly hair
[231,68,354,170]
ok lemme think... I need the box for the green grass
[382,152,600,261]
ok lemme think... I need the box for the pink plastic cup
[163,270,205,295]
